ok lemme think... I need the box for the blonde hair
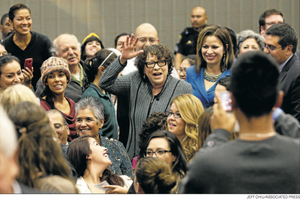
[0,84,38,113]
[170,94,204,161]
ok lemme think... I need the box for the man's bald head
[135,23,159,51]
[190,7,207,31]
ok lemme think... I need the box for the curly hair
[138,112,168,157]
[169,94,204,161]
[8,101,73,188]
[135,157,176,194]
[135,45,174,79]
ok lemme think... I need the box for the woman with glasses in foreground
[167,94,204,162]
[98,35,193,160]
[138,130,187,193]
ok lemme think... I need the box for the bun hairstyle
[83,49,117,89]
[135,157,176,194]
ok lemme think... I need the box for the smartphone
[219,91,232,112]
[24,58,33,71]
[219,91,240,133]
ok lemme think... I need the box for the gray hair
[0,105,17,158]
[75,97,104,122]
[51,34,81,56]
[236,30,264,57]
[46,109,67,125]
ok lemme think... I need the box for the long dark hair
[67,135,124,186]
[139,130,187,177]
[81,36,105,61]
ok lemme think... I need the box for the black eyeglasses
[166,111,181,119]
[263,43,282,51]
[145,60,166,68]
[145,149,172,157]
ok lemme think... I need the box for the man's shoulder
[180,27,196,35]
[1,34,13,45]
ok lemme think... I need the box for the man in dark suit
[264,23,300,122]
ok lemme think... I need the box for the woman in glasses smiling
[98,35,193,160]
[138,130,187,193]
[167,94,204,162]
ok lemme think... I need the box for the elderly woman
[99,35,193,159]
[75,97,133,180]
[236,30,264,57]
[1,3,52,89]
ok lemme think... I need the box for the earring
[223,54,226,64]
[143,74,146,79]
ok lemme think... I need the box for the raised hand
[119,34,144,65]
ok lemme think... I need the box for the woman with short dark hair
[99,35,193,160]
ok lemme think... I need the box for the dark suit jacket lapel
[280,54,297,83]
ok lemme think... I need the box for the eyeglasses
[166,111,181,119]
[145,149,172,157]
[145,60,166,68]
[264,43,282,51]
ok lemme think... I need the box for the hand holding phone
[219,91,232,113]
[24,58,33,71]
[219,91,240,132]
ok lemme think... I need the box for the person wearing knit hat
[81,33,105,61]
[39,56,77,141]
[40,57,71,85]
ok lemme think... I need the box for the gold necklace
[203,68,222,82]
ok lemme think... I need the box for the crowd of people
[0,3,299,195]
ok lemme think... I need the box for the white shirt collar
[12,180,22,193]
